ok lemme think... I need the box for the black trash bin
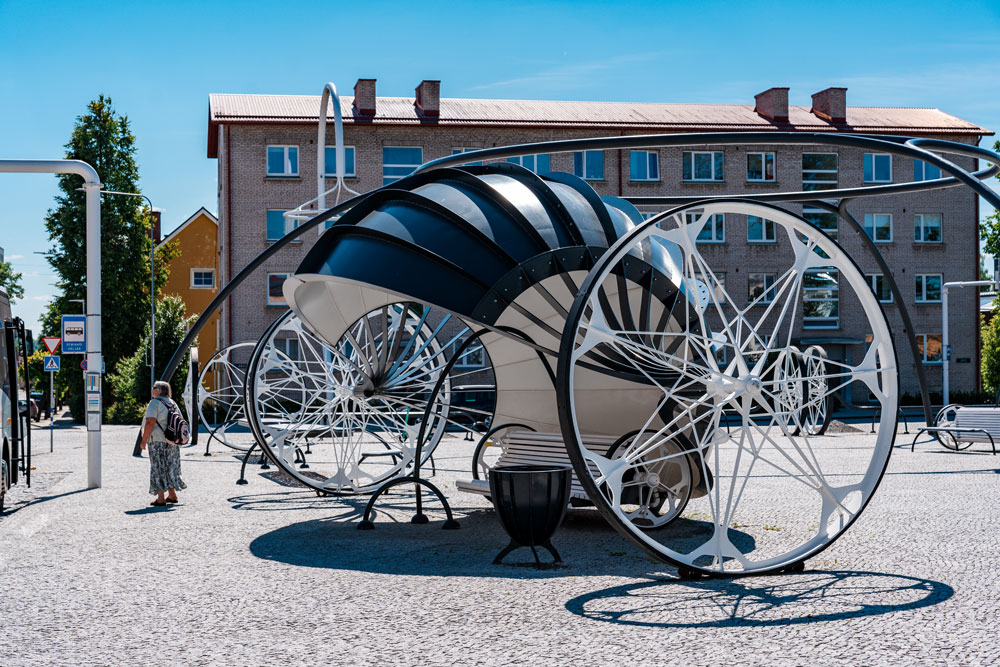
[488,465,571,567]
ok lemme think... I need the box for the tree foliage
[0,259,24,304]
[107,295,194,424]
[40,95,177,422]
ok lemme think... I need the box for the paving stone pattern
[0,424,998,665]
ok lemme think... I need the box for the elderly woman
[139,381,187,506]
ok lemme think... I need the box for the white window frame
[273,337,300,361]
[747,215,777,244]
[266,145,299,177]
[865,274,894,304]
[802,268,840,330]
[507,154,550,174]
[915,274,943,304]
[266,209,300,243]
[629,150,660,182]
[682,151,724,182]
[746,152,775,182]
[190,268,215,290]
[917,333,943,364]
[267,273,290,307]
[573,150,604,181]
[323,145,357,178]
[863,213,893,243]
[802,153,838,190]
[914,213,943,244]
[451,147,483,166]
[687,211,725,244]
[748,273,777,305]
[914,159,942,181]
[802,206,838,240]
[383,146,423,185]
[864,153,892,184]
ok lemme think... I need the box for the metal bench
[910,405,999,454]
[458,431,618,502]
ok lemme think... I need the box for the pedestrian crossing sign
[43,355,60,372]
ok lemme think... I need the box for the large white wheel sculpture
[245,305,478,495]
[558,200,899,576]
[198,342,256,451]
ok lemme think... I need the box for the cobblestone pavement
[1,424,998,665]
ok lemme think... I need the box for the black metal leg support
[357,475,460,530]
[237,443,258,485]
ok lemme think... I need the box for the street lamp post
[97,190,157,390]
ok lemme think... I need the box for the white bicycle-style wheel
[557,200,898,576]
[798,345,833,436]
[245,305,478,494]
[199,342,256,451]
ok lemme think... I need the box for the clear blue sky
[1,0,998,334]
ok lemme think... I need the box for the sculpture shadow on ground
[246,493,755,580]
[564,570,953,628]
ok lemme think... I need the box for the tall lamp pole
[97,190,157,390]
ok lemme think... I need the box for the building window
[747,215,777,243]
[866,274,894,303]
[191,269,215,289]
[748,273,777,304]
[266,146,298,177]
[914,159,942,181]
[267,273,289,307]
[629,151,660,181]
[451,147,483,166]
[323,146,356,177]
[802,153,838,191]
[573,150,604,181]
[682,151,724,182]
[507,154,550,173]
[383,146,423,185]
[863,213,893,243]
[917,334,943,364]
[687,212,725,243]
[864,153,892,183]
[914,213,942,243]
[746,152,775,182]
[803,268,839,329]
[453,338,487,369]
[640,211,660,221]
[803,206,838,240]
[266,210,299,242]
[273,338,300,361]
[915,274,942,303]
[714,272,727,305]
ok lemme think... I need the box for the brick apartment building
[207,79,992,400]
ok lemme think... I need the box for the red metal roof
[207,93,992,157]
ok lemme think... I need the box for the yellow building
[159,207,220,386]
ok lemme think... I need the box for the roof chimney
[811,87,847,123]
[353,78,376,115]
[754,87,789,122]
[415,79,440,117]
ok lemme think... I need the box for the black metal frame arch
[162,132,1000,431]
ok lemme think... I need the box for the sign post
[43,355,60,452]
[43,332,62,453]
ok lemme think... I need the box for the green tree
[0,259,24,303]
[40,95,176,422]
[980,140,1000,394]
[107,296,194,424]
